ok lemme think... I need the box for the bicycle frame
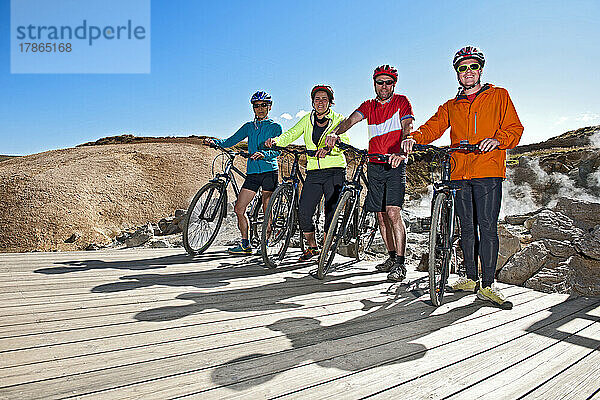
[207,144,263,232]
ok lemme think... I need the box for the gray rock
[147,239,169,248]
[497,241,554,285]
[569,254,600,296]
[124,223,154,247]
[574,225,600,260]
[504,208,544,225]
[497,225,521,271]
[416,252,429,272]
[525,257,571,294]
[158,217,174,235]
[553,197,600,230]
[174,209,186,218]
[64,233,80,243]
[528,210,584,242]
[544,239,577,258]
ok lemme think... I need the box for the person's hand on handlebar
[250,151,265,160]
[325,133,339,148]
[264,138,277,148]
[203,138,216,146]
[388,153,407,168]
[478,138,500,152]
[315,147,331,159]
[401,137,416,154]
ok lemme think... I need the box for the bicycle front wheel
[429,192,452,306]
[317,190,354,279]
[261,184,295,268]
[183,182,226,255]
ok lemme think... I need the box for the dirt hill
[0,142,236,252]
[1,127,598,252]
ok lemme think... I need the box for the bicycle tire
[355,206,378,260]
[317,190,354,279]
[183,182,227,255]
[261,184,295,268]
[249,191,263,249]
[429,192,452,306]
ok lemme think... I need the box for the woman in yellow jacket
[266,85,349,261]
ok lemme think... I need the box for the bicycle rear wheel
[317,190,355,279]
[429,192,452,306]
[261,184,295,268]
[183,182,226,255]
[355,205,378,260]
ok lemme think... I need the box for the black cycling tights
[298,168,345,234]
[453,177,503,288]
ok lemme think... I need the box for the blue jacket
[215,119,282,174]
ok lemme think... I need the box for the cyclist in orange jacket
[402,46,524,309]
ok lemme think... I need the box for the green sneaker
[228,243,252,255]
[448,276,478,293]
[477,285,513,310]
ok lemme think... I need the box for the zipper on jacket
[474,112,477,137]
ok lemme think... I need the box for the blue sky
[1,0,599,155]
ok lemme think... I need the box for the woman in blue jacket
[206,91,281,255]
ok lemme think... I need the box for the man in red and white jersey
[326,65,413,282]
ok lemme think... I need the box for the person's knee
[234,202,247,216]
[386,207,402,223]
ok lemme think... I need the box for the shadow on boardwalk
[133,269,384,321]
[33,249,231,275]
[89,254,319,293]
[525,295,600,351]
[210,286,480,391]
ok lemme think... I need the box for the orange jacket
[411,84,523,180]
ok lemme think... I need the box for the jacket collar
[310,109,334,126]
[455,83,492,101]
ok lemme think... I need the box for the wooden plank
[0,288,407,375]
[27,289,558,399]
[0,287,533,399]
[369,301,600,399]
[190,295,591,400]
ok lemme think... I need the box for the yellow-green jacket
[273,109,349,170]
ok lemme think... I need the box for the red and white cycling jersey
[356,94,414,162]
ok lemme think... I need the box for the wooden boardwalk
[1,247,599,399]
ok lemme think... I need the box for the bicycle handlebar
[336,141,390,163]
[412,143,480,154]
[205,141,252,159]
[264,145,319,158]
[413,143,480,155]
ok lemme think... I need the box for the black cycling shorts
[241,171,278,192]
[365,162,406,212]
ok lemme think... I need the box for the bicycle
[182,142,263,255]
[412,143,479,306]
[316,141,382,279]
[260,145,322,268]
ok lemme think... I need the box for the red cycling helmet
[453,46,485,70]
[311,85,334,104]
[373,65,398,82]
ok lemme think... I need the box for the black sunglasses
[253,103,270,109]
[375,80,395,86]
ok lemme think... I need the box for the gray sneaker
[376,256,396,272]
[387,262,407,282]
